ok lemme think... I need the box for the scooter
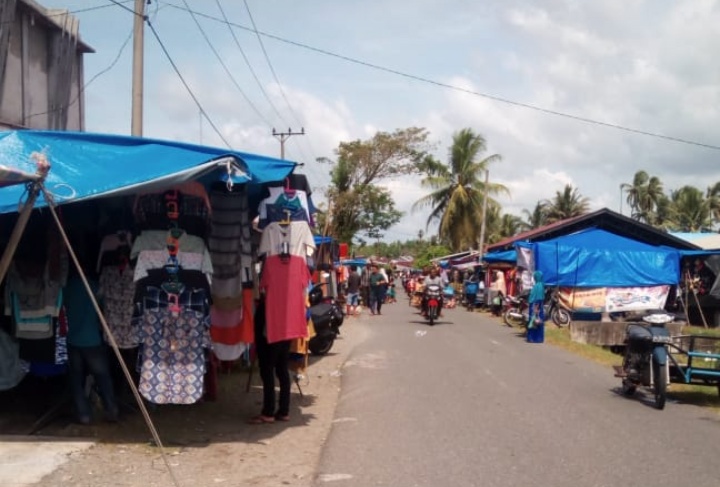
[308,284,345,356]
[423,284,443,326]
[615,310,675,410]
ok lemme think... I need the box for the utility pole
[478,169,489,255]
[272,127,304,159]
[131,0,146,136]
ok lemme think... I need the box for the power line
[177,0,273,127]
[107,0,137,16]
[26,27,134,120]
[145,18,232,148]
[214,0,287,127]
[239,0,322,167]
[161,1,720,152]
[241,0,303,129]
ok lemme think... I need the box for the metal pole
[131,0,145,136]
[478,169,489,255]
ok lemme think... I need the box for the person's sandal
[275,415,290,422]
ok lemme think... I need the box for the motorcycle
[616,310,675,410]
[545,289,571,327]
[503,294,529,328]
[423,284,443,326]
[308,284,345,356]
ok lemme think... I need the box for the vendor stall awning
[0,130,296,214]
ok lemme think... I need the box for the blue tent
[524,228,680,287]
[0,130,296,214]
[483,249,517,264]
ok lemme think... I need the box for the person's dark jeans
[255,336,292,418]
[68,345,118,422]
[370,287,385,314]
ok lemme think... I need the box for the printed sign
[605,285,670,312]
[558,287,606,313]
[558,285,671,312]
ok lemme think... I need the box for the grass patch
[543,325,720,412]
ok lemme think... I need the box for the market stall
[0,130,319,436]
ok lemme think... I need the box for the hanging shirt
[133,250,213,283]
[95,231,133,272]
[135,286,211,405]
[258,221,316,258]
[259,255,311,344]
[131,230,208,259]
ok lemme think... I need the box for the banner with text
[558,285,670,313]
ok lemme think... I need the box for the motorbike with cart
[614,310,674,409]
[614,309,720,410]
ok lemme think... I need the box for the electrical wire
[177,0,273,127]
[241,0,303,130]
[145,18,232,148]
[214,0,287,127]
[26,27,133,120]
[239,0,323,170]
[161,1,720,152]
[107,0,137,16]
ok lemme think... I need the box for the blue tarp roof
[483,249,517,263]
[314,236,334,245]
[524,228,680,287]
[0,130,296,214]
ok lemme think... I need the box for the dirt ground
[4,318,366,487]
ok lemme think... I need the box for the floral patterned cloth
[135,286,211,405]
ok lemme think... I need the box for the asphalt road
[313,299,720,487]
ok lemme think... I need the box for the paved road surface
[313,300,720,486]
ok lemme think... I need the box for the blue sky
[42,0,720,242]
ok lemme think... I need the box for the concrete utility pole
[478,169,489,255]
[272,127,304,159]
[131,0,146,136]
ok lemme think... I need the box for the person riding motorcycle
[421,267,444,316]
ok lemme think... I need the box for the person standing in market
[345,265,361,316]
[368,264,388,315]
[65,252,119,425]
[526,271,546,343]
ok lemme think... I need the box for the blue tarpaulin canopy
[0,130,296,214]
[482,249,517,264]
[524,228,680,287]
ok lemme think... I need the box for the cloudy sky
[43,0,720,242]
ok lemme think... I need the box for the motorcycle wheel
[653,362,667,410]
[503,307,524,327]
[309,336,335,356]
[551,307,571,327]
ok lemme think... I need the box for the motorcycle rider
[422,267,444,317]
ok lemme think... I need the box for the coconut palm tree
[706,181,720,227]
[413,128,507,251]
[522,201,547,229]
[543,184,590,223]
[620,170,665,224]
[665,186,713,232]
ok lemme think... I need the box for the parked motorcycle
[308,284,345,356]
[616,310,675,410]
[503,294,529,328]
[423,284,443,326]
[545,289,571,327]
